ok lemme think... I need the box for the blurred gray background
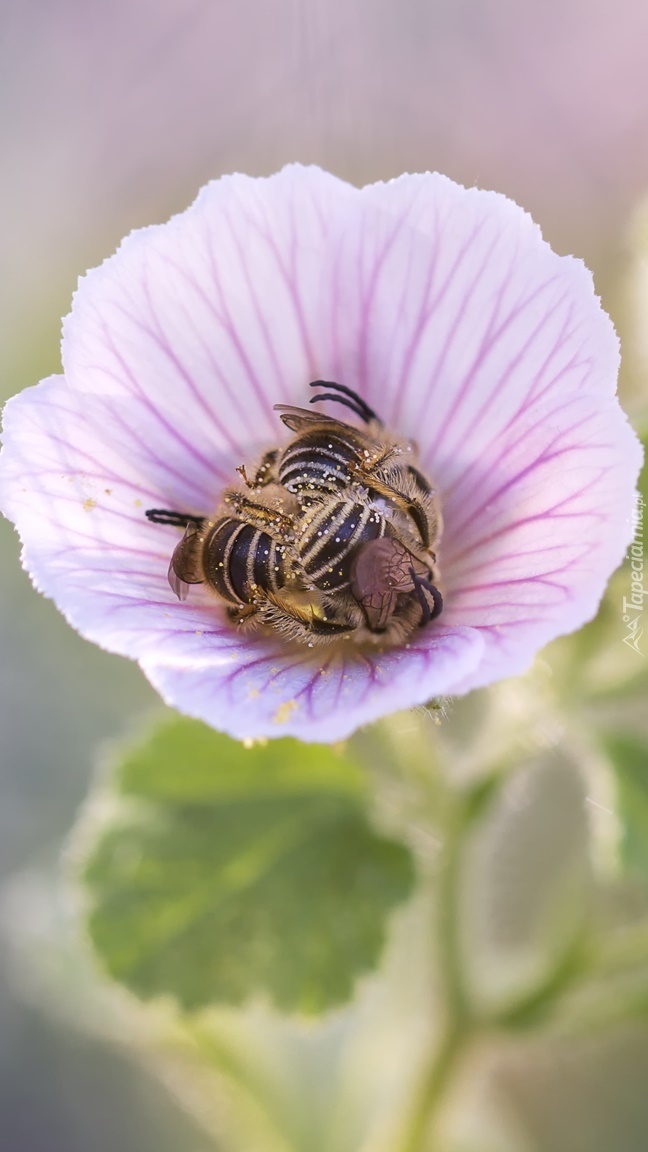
[2,2,648,1149]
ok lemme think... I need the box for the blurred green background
[2,2,648,1150]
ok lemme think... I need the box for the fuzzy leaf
[82,717,414,1013]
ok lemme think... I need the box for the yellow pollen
[273,699,298,725]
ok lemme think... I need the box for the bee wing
[168,522,203,601]
[168,561,190,602]
[350,537,417,631]
[363,588,399,631]
[273,404,344,432]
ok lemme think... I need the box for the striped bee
[242,380,441,553]
[146,486,355,640]
[146,382,443,647]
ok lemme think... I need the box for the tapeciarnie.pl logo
[622,493,645,656]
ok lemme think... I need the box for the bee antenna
[146,509,205,528]
[308,380,382,426]
[308,392,374,422]
[409,566,443,624]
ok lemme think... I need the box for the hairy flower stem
[396,780,493,1152]
[396,1021,467,1152]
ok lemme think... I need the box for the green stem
[396,780,492,1152]
[396,1021,467,1152]
[546,978,648,1038]
[495,933,590,1031]
[184,1021,296,1152]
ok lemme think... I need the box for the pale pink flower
[0,166,641,741]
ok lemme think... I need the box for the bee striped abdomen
[203,518,290,604]
[299,500,385,592]
[278,431,363,495]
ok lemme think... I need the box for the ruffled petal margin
[1,166,642,741]
[141,625,485,743]
[314,172,642,688]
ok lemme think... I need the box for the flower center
[146,381,443,648]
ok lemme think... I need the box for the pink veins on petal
[0,164,642,742]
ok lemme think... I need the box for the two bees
[146,382,443,648]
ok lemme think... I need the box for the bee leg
[146,509,205,529]
[308,616,356,637]
[355,472,430,548]
[308,380,382,426]
[256,591,356,644]
[236,449,279,489]
[351,446,402,485]
[409,567,443,625]
[224,492,295,535]
[279,611,356,644]
[226,604,259,625]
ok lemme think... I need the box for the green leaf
[605,733,648,877]
[81,717,415,1014]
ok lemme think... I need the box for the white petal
[63,165,358,481]
[0,376,248,663]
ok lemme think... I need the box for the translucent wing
[167,522,203,601]
[273,404,349,433]
[350,538,417,631]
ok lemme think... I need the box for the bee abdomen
[203,518,290,604]
[278,431,362,494]
[299,501,385,592]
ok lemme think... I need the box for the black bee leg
[145,509,205,529]
[308,616,356,637]
[308,380,383,426]
[409,567,443,625]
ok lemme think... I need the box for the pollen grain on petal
[0,166,641,741]
[273,699,299,725]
